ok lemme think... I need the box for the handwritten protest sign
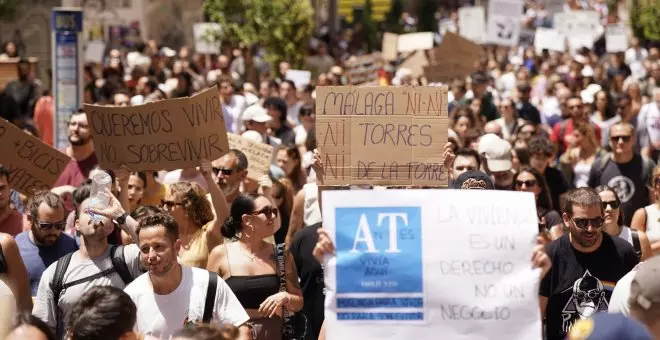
[227,133,273,181]
[0,118,70,195]
[458,6,486,44]
[554,11,603,42]
[285,69,312,89]
[606,24,628,53]
[534,28,566,54]
[424,32,481,83]
[84,86,230,171]
[396,32,434,54]
[346,53,382,85]
[316,86,448,187]
[321,189,542,340]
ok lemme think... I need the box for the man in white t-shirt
[124,213,250,339]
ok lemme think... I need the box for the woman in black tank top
[207,193,303,340]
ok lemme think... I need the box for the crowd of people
[0,0,657,339]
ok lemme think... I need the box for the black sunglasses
[160,200,184,209]
[515,179,537,188]
[249,206,279,219]
[601,200,620,210]
[33,218,66,230]
[571,216,605,229]
[610,135,631,143]
[212,167,234,176]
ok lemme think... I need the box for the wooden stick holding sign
[315,86,449,187]
[226,133,273,181]
[0,118,70,195]
[84,86,230,171]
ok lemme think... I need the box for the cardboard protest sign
[321,189,542,340]
[486,0,524,46]
[399,50,428,78]
[193,23,222,54]
[424,32,481,83]
[458,6,486,44]
[606,23,628,53]
[0,118,70,195]
[381,33,399,61]
[227,133,273,181]
[315,86,448,187]
[346,53,382,85]
[84,86,230,171]
[285,69,312,89]
[396,32,434,54]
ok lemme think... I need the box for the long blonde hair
[169,181,213,228]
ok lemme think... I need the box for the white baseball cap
[242,105,271,123]
[478,134,512,172]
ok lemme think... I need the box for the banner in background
[321,189,542,340]
[458,6,486,44]
[486,0,524,46]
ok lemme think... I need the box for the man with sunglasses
[540,188,638,340]
[15,191,77,295]
[210,150,248,204]
[588,122,655,226]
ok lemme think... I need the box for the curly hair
[168,181,214,228]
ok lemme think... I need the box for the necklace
[238,244,258,262]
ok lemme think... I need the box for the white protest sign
[486,0,524,46]
[321,189,542,340]
[84,40,106,63]
[554,11,603,42]
[606,23,628,53]
[193,23,222,54]
[534,28,566,53]
[568,35,595,53]
[285,69,312,89]
[396,32,434,53]
[458,6,486,44]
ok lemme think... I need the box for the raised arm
[0,234,31,312]
[200,159,229,241]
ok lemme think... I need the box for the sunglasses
[601,200,620,210]
[610,135,631,143]
[160,200,184,209]
[213,167,234,176]
[571,216,605,229]
[515,179,537,188]
[249,206,279,219]
[33,218,66,230]
[455,165,476,171]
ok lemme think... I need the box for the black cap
[452,171,494,190]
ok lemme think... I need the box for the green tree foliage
[384,0,404,34]
[417,0,437,32]
[0,0,20,19]
[630,0,660,43]
[204,0,313,73]
[362,0,379,52]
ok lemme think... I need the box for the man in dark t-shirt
[540,188,638,340]
[587,122,654,226]
[290,223,325,340]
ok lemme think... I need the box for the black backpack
[50,245,134,323]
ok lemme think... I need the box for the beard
[33,230,59,246]
[219,181,240,196]
[69,134,91,146]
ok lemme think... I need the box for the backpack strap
[203,271,218,323]
[631,230,642,260]
[110,245,134,285]
[49,252,74,328]
[0,241,6,274]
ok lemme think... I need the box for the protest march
[0,0,658,339]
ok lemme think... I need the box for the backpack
[50,245,134,323]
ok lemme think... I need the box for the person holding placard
[540,187,638,340]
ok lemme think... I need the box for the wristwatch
[115,212,128,225]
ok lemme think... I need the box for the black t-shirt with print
[587,153,652,226]
[540,232,637,340]
[290,223,325,340]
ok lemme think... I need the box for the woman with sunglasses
[161,160,229,269]
[513,168,562,240]
[631,165,660,254]
[207,193,303,340]
[596,185,651,260]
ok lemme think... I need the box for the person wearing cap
[566,312,652,340]
[627,255,660,338]
[540,187,638,340]
[452,171,495,190]
[478,134,514,190]
[242,104,281,150]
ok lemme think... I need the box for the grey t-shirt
[32,244,141,336]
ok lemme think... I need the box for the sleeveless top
[224,246,280,310]
[644,205,660,243]
[178,222,221,269]
[572,162,592,188]
[303,183,322,227]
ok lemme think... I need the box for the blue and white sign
[321,189,542,340]
[52,8,83,150]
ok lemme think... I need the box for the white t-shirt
[125,266,249,339]
[608,264,639,316]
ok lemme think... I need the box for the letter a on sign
[351,214,378,253]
